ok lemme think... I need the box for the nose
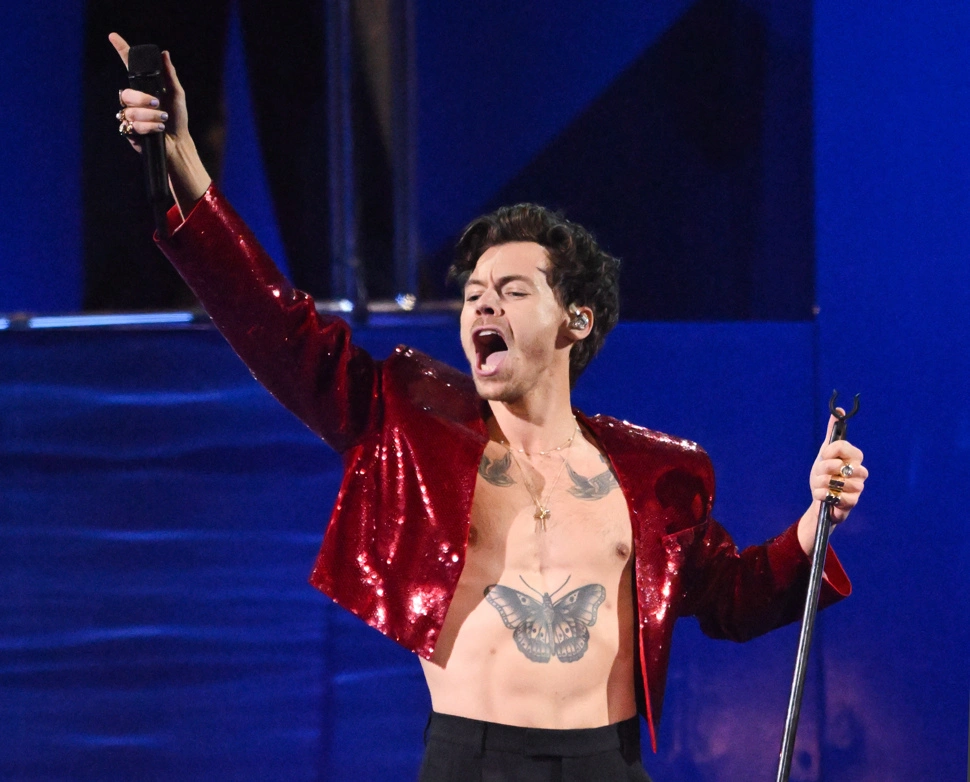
[475,288,503,316]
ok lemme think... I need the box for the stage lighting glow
[26,313,196,329]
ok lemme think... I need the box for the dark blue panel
[418,0,817,317]
[0,3,84,312]
[415,0,693,254]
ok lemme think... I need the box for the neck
[486,383,576,454]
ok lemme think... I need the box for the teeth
[474,327,507,372]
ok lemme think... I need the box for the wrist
[168,135,211,206]
[797,502,821,556]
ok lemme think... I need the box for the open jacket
[157,185,851,750]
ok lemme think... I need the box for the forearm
[677,518,850,642]
[167,136,211,219]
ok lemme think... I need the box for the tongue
[484,349,508,369]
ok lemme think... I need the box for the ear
[562,304,594,343]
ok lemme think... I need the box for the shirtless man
[111,33,867,781]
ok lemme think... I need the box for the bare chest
[468,443,632,573]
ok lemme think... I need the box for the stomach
[419,563,637,728]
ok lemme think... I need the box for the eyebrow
[464,272,541,289]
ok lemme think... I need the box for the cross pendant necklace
[501,418,579,532]
[508,449,569,532]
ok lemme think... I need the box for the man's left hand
[797,413,868,555]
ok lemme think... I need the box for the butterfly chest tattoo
[483,576,606,663]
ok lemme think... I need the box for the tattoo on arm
[565,459,619,500]
[483,576,606,663]
[479,451,515,487]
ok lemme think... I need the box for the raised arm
[110,33,380,452]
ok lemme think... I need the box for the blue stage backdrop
[814,2,970,779]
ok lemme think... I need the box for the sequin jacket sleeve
[665,506,851,643]
[155,185,379,453]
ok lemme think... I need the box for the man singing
[111,33,866,781]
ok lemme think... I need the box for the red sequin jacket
[157,185,851,750]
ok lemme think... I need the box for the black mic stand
[775,391,860,781]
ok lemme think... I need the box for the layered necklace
[504,417,579,531]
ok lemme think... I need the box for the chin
[471,377,501,401]
[471,375,521,403]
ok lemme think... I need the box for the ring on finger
[119,89,126,107]
[827,477,845,493]
[840,463,854,478]
[116,108,127,123]
[119,119,135,137]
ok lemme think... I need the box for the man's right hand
[110,32,211,213]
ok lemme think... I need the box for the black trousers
[418,712,653,782]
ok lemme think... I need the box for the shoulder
[582,413,715,520]
[384,345,484,430]
[583,414,710,465]
[384,345,476,395]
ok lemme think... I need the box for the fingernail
[150,98,159,107]
[160,112,168,121]
[157,123,166,131]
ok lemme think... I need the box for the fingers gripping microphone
[127,44,170,238]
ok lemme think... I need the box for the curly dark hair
[449,203,621,385]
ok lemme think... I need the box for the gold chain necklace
[503,417,579,456]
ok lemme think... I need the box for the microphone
[127,44,170,238]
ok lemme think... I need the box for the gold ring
[827,477,845,494]
[119,119,135,137]
[119,89,126,107]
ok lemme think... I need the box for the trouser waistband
[424,712,641,758]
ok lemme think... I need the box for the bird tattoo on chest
[565,456,620,500]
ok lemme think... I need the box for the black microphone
[127,44,170,238]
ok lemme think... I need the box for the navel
[615,542,631,560]
[468,526,480,547]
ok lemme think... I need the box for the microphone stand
[775,391,859,782]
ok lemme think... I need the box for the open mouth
[473,328,509,374]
